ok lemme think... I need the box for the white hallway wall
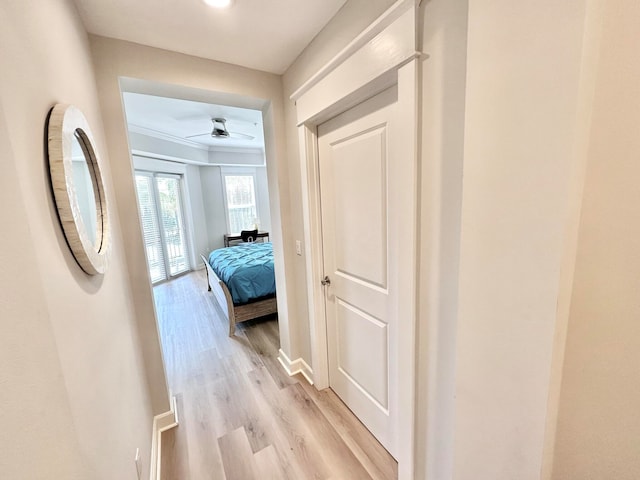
[453,0,593,478]
[0,0,159,479]
[552,0,640,478]
[418,0,468,478]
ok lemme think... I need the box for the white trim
[278,348,314,385]
[290,0,419,101]
[208,146,265,155]
[149,396,179,480]
[219,166,258,174]
[129,123,210,150]
[131,149,265,168]
[293,2,419,478]
[131,149,208,166]
[205,162,264,167]
[298,124,329,389]
[129,124,265,155]
[292,1,419,126]
[394,59,419,480]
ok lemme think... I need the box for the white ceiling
[122,92,265,150]
[73,0,347,74]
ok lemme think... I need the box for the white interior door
[318,86,401,457]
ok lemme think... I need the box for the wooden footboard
[200,254,277,336]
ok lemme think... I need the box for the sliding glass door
[135,172,190,283]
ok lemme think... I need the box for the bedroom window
[135,172,190,283]
[222,171,259,233]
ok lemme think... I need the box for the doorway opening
[118,78,284,354]
[121,89,272,272]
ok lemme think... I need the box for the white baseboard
[278,348,314,385]
[150,396,179,480]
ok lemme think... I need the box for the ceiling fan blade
[176,114,258,126]
[228,131,255,140]
[185,132,211,139]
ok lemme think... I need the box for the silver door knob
[321,275,331,286]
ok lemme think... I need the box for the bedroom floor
[154,270,397,480]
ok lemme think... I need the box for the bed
[201,242,277,336]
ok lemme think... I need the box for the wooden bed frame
[200,254,277,336]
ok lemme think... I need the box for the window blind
[224,174,257,233]
[135,173,167,283]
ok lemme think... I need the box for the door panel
[336,299,389,409]
[330,125,387,288]
[318,86,398,457]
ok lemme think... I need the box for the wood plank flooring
[155,270,397,480]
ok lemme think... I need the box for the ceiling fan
[185,117,255,140]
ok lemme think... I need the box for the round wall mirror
[48,104,110,275]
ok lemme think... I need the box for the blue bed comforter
[208,242,276,304]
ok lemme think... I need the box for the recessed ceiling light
[204,0,233,8]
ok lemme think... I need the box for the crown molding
[290,0,418,101]
[131,149,209,166]
[128,124,265,156]
[128,124,210,150]
[208,145,264,155]
[131,149,266,168]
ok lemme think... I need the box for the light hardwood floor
[155,270,397,480]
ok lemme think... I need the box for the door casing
[290,1,421,478]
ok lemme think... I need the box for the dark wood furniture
[223,231,269,247]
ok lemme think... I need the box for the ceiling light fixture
[203,0,233,8]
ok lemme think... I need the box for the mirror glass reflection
[71,130,98,247]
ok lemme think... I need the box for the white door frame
[291,1,420,477]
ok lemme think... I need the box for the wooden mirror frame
[48,104,110,275]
